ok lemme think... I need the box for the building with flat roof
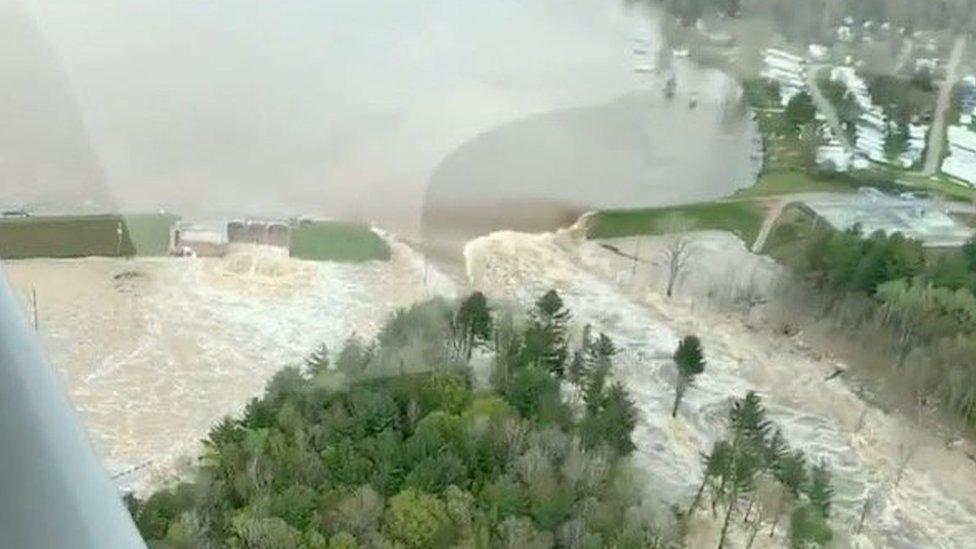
[802,190,973,248]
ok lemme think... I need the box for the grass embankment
[289,221,391,262]
[586,201,765,244]
[0,214,178,259]
[122,214,181,256]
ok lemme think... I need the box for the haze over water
[7,0,755,240]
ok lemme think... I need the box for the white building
[830,66,929,169]
[762,48,806,106]
[943,125,976,186]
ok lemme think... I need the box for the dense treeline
[127,291,661,548]
[792,224,976,426]
[650,0,976,37]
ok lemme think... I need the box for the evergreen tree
[452,291,493,361]
[806,460,834,519]
[672,335,706,417]
[522,290,571,376]
[304,343,330,377]
[788,504,833,548]
[691,440,733,511]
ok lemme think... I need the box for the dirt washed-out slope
[464,229,976,548]
[4,241,454,493]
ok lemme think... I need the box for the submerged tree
[672,335,706,417]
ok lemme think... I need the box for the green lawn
[894,171,976,202]
[0,213,179,259]
[289,221,391,262]
[122,213,181,256]
[586,200,766,244]
[0,215,134,259]
[734,170,859,198]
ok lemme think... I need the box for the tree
[452,291,493,361]
[717,436,762,549]
[580,382,640,455]
[962,234,976,271]
[806,460,833,518]
[522,290,570,376]
[785,92,817,132]
[304,343,330,377]
[383,489,452,549]
[884,119,910,164]
[335,335,372,379]
[729,391,771,445]
[788,504,833,548]
[657,214,695,298]
[672,335,706,417]
[691,440,733,511]
[770,450,807,538]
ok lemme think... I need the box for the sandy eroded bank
[464,229,976,548]
[3,240,454,493]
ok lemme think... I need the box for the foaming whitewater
[5,236,455,493]
[464,229,976,548]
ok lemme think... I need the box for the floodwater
[464,228,976,548]
[3,243,455,492]
[7,0,756,239]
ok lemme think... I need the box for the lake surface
[6,0,755,240]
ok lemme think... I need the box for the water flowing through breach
[463,229,976,548]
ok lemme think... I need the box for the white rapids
[3,238,455,493]
[464,229,976,548]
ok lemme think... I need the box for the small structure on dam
[227,219,290,248]
[171,221,228,257]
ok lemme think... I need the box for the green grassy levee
[586,200,766,244]
[289,221,391,262]
[0,214,177,259]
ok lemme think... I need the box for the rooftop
[803,191,974,247]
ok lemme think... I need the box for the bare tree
[656,213,695,298]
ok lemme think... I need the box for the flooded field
[464,229,976,548]
[3,241,454,492]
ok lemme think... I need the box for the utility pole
[31,288,38,332]
[632,238,641,277]
[115,222,124,256]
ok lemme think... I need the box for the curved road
[924,35,968,175]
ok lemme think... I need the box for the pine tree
[453,292,493,361]
[672,335,706,417]
[568,326,593,387]
[770,450,807,538]
[522,290,571,377]
[691,440,733,512]
[806,460,833,519]
[304,343,330,377]
[729,391,771,444]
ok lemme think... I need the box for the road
[924,35,968,175]
[807,64,852,151]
